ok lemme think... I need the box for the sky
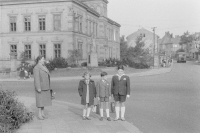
[107,0,200,38]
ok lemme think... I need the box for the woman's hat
[82,71,91,78]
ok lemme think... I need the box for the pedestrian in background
[33,55,52,120]
[96,72,111,121]
[78,71,96,120]
[111,65,130,121]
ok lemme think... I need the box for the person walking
[33,55,52,120]
[111,65,130,121]
[96,72,111,121]
[78,71,96,120]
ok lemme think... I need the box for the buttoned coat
[78,79,96,106]
[111,75,130,96]
[33,63,50,91]
[96,80,111,98]
[33,63,52,107]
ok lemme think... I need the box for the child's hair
[82,71,91,78]
[101,71,107,77]
[117,65,124,70]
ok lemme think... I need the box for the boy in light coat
[96,72,111,121]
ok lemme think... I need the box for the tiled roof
[171,37,181,44]
[160,35,173,45]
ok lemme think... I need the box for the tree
[19,51,29,63]
[180,31,194,53]
[68,49,82,65]
[120,35,128,61]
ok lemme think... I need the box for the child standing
[78,71,96,120]
[96,72,111,121]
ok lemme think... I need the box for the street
[1,61,200,133]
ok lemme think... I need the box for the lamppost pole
[152,27,157,68]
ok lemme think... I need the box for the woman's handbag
[50,90,56,99]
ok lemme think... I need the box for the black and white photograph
[0,0,200,133]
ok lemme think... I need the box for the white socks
[86,108,91,117]
[115,106,120,118]
[121,107,125,118]
[100,109,103,117]
[83,109,86,117]
[106,109,110,117]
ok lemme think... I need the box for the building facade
[126,28,159,54]
[0,0,120,67]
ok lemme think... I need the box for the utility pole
[152,27,157,55]
[152,27,157,68]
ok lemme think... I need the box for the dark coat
[33,63,52,107]
[96,80,111,98]
[33,63,50,91]
[78,79,96,106]
[111,75,130,96]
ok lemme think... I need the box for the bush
[0,89,34,132]
[46,57,68,72]
[98,58,121,67]
[81,62,87,67]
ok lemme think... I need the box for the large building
[0,0,120,67]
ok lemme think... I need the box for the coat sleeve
[93,81,96,98]
[108,82,111,96]
[126,76,130,95]
[96,81,99,97]
[111,76,114,95]
[33,67,41,91]
[78,81,83,97]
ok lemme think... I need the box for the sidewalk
[0,66,172,82]
[17,96,142,133]
[12,66,173,133]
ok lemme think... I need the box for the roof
[171,36,181,44]
[0,0,100,17]
[160,32,173,45]
[79,0,108,4]
[105,17,121,27]
[126,28,159,40]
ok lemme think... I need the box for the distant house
[126,28,159,54]
[159,32,181,57]
[190,32,200,59]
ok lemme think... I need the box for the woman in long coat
[78,71,96,120]
[33,55,52,120]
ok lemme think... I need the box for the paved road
[1,62,200,133]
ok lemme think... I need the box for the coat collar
[38,63,50,75]
[115,74,126,80]
[82,79,93,85]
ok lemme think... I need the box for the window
[25,44,31,59]
[10,44,17,58]
[10,16,17,32]
[54,44,61,58]
[78,42,83,58]
[79,17,82,33]
[39,44,46,58]
[38,16,45,31]
[24,16,31,31]
[53,14,61,31]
